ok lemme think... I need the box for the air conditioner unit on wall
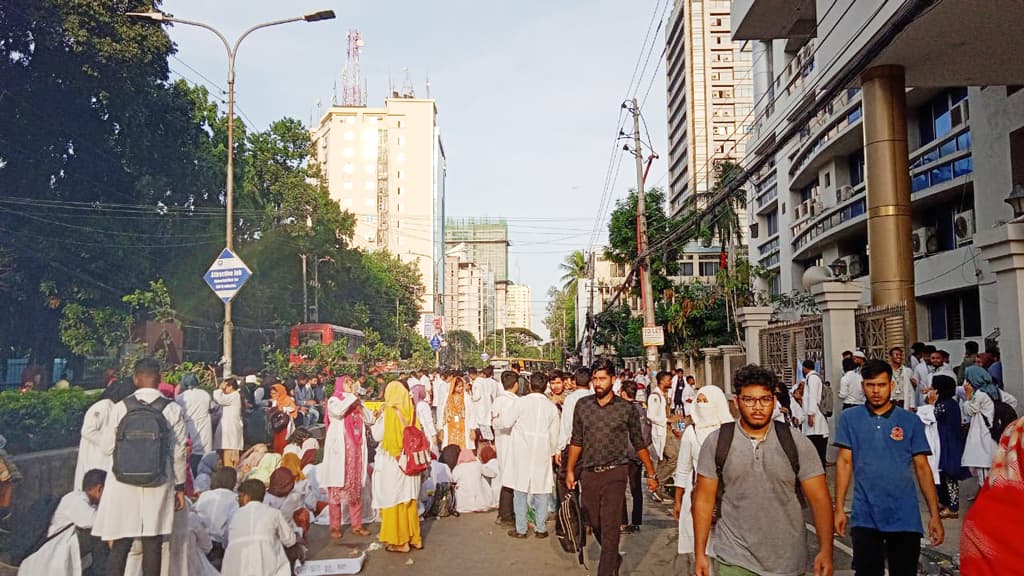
[810,199,822,216]
[912,226,937,259]
[951,100,970,127]
[837,185,854,203]
[954,209,975,246]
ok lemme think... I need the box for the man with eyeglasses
[692,365,834,576]
[801,359,830,466]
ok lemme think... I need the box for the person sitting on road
[222,479,296,576]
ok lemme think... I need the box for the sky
[161,0,669,339]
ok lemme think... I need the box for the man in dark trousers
[566,358,657,576]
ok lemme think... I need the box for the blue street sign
[429,335,442,351]
[203,248,252,303]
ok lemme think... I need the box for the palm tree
[559,249,588,294]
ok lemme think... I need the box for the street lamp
[127,9,335,377]
[1006,183,1024,220]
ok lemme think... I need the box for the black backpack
[556,486,587,567]
[985,392,1018,442]
[113,395,172,487]
[6,494,62,565]
[425,481,459,519]
[714,422,805,521]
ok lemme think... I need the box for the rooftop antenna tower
[341,29,366,106]
[400,67,415,98]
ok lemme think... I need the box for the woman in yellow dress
[371,382,423,552]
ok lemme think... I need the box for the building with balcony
[311,97,447,327]
[733,0,1024,387]
[443,244,489,342]
[505,284,532,332]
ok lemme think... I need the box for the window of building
[343,163,353,174]
[848,149,865,187]
[924,288,981,340]
[343,147,354,158]
[766,212,779,236]
[769,274,781,295]
[343,131,354,141]
[824,172,831,187]
[364,181,375,190]
[679,262,694,276]
[343,182,353,191]
[919,88,970,144]
[699,260,720,277]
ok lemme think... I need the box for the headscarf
[271,383,297,411]
[280,452,306,481]
[381,381,414,458]
[197,452,219,477]
[692,385,734,444]
[325,376,352,430]
[236,444,269,479]
[960,417,1024,574]
[267,467,296,498]
[158,382,176,399]
[300,438,320,468]
[181,373,200,390]
[966,365,1000,402]
[440,444,461,471]
[932,374,957,402]
[478,443,497,464]
[457,447,477,465]
[245,452,281,485]
[101,380,136,404]
[411,384,427,404]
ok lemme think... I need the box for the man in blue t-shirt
[833,359,944,576]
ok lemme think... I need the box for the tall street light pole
[126,10,335,377]
[628,99,661,378]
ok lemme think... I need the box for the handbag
[393,406,431,476]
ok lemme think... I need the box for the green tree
[559,250,588,294]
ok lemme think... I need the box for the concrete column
[719,344,744,396]
[861,65,917,339]
[812,281,863,443]
[736,306,774,365]
[976,223,1024,403]
[700,347,722,390]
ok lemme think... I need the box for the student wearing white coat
[176,374,214,466]
[673,384,733,555]
[213,378,244,468]
[491,370,521,525]
[962,366,1000,483]
[222,479,296,576]
[74,381,134,491]
[506,373,560,538]
[646,371,672,462]
[801,360,830,467]
[92,358,188,576]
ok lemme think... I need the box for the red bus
[289,323,365,365]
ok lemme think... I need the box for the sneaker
[535,531,549,539]
[507,529,528,539]
[649,491,666,504]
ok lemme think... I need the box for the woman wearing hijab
[440,376,476,450]
[412,384,439,454]
[672,384,733,556]
[322,376,373,540]
[451,448,494,514]
[177,373,215,474]
[266,455,311,538]
[930,374,970,518]
[270,383,298,454]
[371,382,423,553]
[74,380,134,490]
[962,365,1001,483]
[960,416,1024,576]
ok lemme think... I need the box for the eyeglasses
[739,396,775,408]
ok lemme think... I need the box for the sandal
[386,544,410,553]
[351,527,371,536]
[330,529,343,540]
[410,542,424,550]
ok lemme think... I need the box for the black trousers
[109,536,162,576]
[498,486,515,522]
[580,466,628,576]
[851,527,921,576]
[808,434,828,467]
[76,529,108,576]
[621,461,643,526]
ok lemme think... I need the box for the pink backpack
[393,407,431,476]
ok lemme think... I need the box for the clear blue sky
[162,0,669,339]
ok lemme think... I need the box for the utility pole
[587,250,596,366]
[301,254,309,323]
[630,98,661,378]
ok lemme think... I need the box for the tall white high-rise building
[505,284,532,332]
[311,97,447,324]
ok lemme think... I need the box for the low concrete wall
[8,447,77,520]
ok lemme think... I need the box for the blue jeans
[513,490,552,535]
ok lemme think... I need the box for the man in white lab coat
[433,370,451,425]
[506,372,560,538]
[176,373,214,472]
[222,479,296,576]
[646,371,672,464]
[471,367,495,442]
[491,370,522,525]
[213,378,244,469]
[92,358,187,576]
[801,359,831,466]
[193,468,239,556]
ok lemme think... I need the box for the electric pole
[630,98,661,378]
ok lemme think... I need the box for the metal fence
[855,303,909,361]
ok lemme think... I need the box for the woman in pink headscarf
[322,376,373,539]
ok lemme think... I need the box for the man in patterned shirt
[566,358,657,576]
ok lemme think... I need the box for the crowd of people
[9,340,1024,576]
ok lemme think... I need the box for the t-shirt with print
[696,421,825,576]
[833,404,930,534]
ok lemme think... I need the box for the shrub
[0,388,97,454]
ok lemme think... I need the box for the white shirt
[892,364,913,407]
[177,388,215,454]
[48,491,96,536]
[416,400,438,441]
[802,371,830,437]
[839,370,865,405]
[222,501,296,576]
[507,393,560,494]
[194,488,239,544]
[557,388,594,451]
